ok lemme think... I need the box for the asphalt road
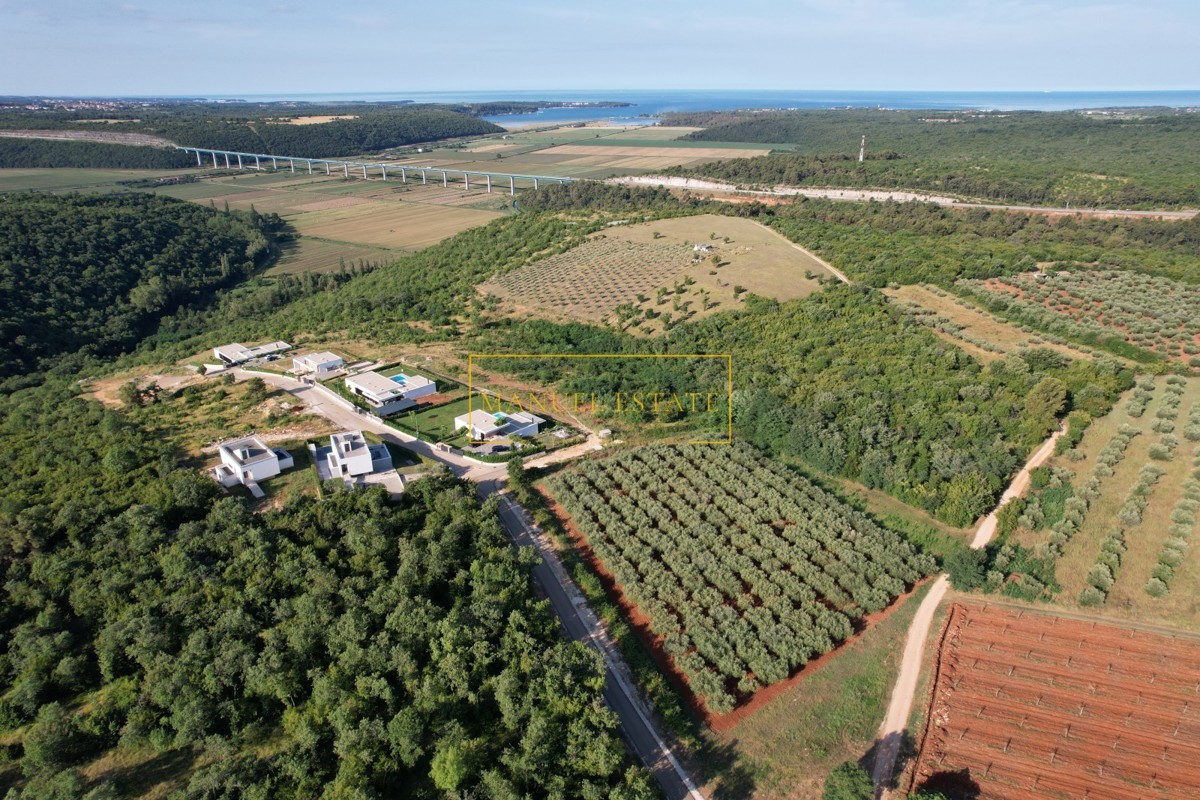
[230,368,702,798]
[486,482,703,800]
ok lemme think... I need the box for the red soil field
[910,602,1200,799]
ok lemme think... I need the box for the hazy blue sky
[2,0,1196,95]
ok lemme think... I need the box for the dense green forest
[482,287,1130,526]
[659,109,1200,207]
[0,193,282,382]
[0,384,655,799]
[0,104,502,161]
[0,139,193,169]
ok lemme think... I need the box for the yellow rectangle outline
[467,353,733,445]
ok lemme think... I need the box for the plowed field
[911,603,1200,799]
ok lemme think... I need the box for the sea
[216,89,1200,127]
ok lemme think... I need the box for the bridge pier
[307,161,312,174]
[271,157,278,170]
[237,154,243,169]
[533,177,539,189]
[400,168,407,183]
[325,162,330,175]
[464,173,469,191]
[343,164,349,178]
[486,174,491,193]
[290,159,295,173]
[381,165,387,180]
[212,151,218,168]
[510,176,515,195]
[421,170,427,185]
[255,156,260,170]
[224,153,230,168]
[442,171,447,187]
[195,150,202,166]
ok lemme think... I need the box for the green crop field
[547,443,935,714]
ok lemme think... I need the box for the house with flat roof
[454,408,545,441]
[211,435,294,496]
[292,351,345,378]
[213,340,291,366]
[344,371,437,416]
[325,431,393,479]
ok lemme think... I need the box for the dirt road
[610,175,1198,220]
[870,424,1065,797]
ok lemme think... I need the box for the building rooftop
[297,350,343,365]
[346,371,404,399]
[219,435,277,466]
[331,430,369,454]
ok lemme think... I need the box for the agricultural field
[1018,376,1200,629]
[285,200,499,250]
[0,167,198,192]
[910,602,1200,800]
[391,123,780,178]
[546,443,936,715]
[959,270,1200,368]
[479,213,837,332]
[886,284,1107,364]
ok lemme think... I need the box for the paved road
[227,368,702,798]
[870,425,1066,797]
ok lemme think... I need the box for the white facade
[345,371,437,416]
[212,435,293,488]
[293,351,345,378]
[454,409,545,440]
[327,431,374,477]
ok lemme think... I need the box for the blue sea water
[220,89,1200,126]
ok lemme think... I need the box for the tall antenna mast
[858,135,866,163]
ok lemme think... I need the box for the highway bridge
[176,146,577,195]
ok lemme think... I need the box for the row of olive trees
[550,443,934,714]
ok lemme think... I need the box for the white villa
[211,435,294,497]
[344,371,437,416]
[213,340,291,366]
[292,351,345,378]
[454,408,545,441]
[326,431,393,478]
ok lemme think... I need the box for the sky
[2,0,1197,96]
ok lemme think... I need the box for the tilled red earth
[911,603,1200,799]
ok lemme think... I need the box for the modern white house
[344,371,437,416]
[213,340,291,366]
[454,408,545,441]
[211,435,294,496]
[325,430,393,478]
[292,351,345,378]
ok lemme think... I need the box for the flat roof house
[292,351,345,378]
[325,430,393,478]
[454,408,545,441]
[211,435,294,497]
[344,371,437,416]
[213,340,291,366]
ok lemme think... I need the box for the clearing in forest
[478,214,837,332]
[911,602,1200,800]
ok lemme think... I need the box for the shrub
[1078,586,1106,606]
[1145,577,1169,597]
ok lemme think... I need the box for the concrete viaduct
[176,146,576,195]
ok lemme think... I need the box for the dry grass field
[286,201,499,249]
[479,214,837,332]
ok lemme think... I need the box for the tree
[21,703,80,776]
[823,760,874,800]
[1024,376,1069,438]
[945,547,987,591]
